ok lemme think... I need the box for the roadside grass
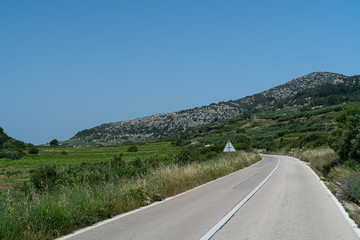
[295,148,338,176]
[296,148,360,227]
[0,151,260,240]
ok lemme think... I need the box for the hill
[0,127,29,159]
[66,72,360,146]
[170,104,344,152]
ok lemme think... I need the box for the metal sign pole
[223,140,236,161]
[228,145,231,160]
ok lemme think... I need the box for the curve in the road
[212,155,360,240]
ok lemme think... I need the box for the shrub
[146,156,161,169]
[50,139,59,146]
[30,165,58,192]
[111,154,125,168]
[172,138,191,147]
[0,149,25,159]
[131,157,144,169]
[61,150,68,155]
[185,143,203,151]
[236,128,245,133]
[2,141,11,149]
[175,149,198,165]
[200,144,224,153]
[127,145,138,152]
[28,146,39,154]
[300,105,312,112]
[341,174,360,203]
[198,151,218,162]
[329,104,360,163]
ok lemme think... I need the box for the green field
[0,142,180,190]
[0,143,260,239]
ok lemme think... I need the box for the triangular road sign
[223,140,236,152]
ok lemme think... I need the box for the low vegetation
[296,148,338,176]
[0,151,260,240]
[2,79,360,239]
[165,104,342,153]
[0,127,40,160]
[296,148,360,227]
[295,104,360,227]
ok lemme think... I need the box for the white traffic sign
[223,140,236,153]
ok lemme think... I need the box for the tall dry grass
[295,148,338,176]
[296,148,360,227]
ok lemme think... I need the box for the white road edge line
[57,157,265,240]
[306,164,360,239]
[199,157,281,240]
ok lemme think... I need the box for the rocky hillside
[68,72,359,146]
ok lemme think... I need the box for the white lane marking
[57,158,265,240]
[199,157,281,240]
[306,164,360,239]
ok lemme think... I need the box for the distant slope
[182,104,344,151]
[68,72,359,146]
[0,127,28,159]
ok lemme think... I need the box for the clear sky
[1,0,359,145]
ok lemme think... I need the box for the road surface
[60,155,359,240]
[212,155,359,240]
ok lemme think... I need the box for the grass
[0,151,260,240]
[0,142,179,167]
[0,142,179,190]
[295,148,338,176]
[296,148,360,227]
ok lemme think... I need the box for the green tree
[175,149,197,165]
[50,139,59,146]
[28,146,39,154]
[127,145,138,152]
[329,104,360,163]
[243,112,252,120]
[233,134,251,150]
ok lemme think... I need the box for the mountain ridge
[68,72,359,146]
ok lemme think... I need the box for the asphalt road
[60,155,359,240]
[213,155,359,240]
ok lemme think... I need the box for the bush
[172,138,191,147]
[61,150,68,155]
[200,144,224,154]
[111,154,125,168]
[185,143,203,151]
[2,141,11,149]
[30,165,58,192]
[0,149,25,159]
[198,151,218,162]
[127,145,138,152]
[146,156,161,168]
[329,104,360,163]
[176,149,198,165]
[50,139,59,146]
[341,174,360,203]
[234,142,251,151]
[28,146,39,154]
[132,157,144,169]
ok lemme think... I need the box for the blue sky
[1,0,359,145]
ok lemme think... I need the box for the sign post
[223,140,236,160]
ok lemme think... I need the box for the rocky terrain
[68,72,359,146]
